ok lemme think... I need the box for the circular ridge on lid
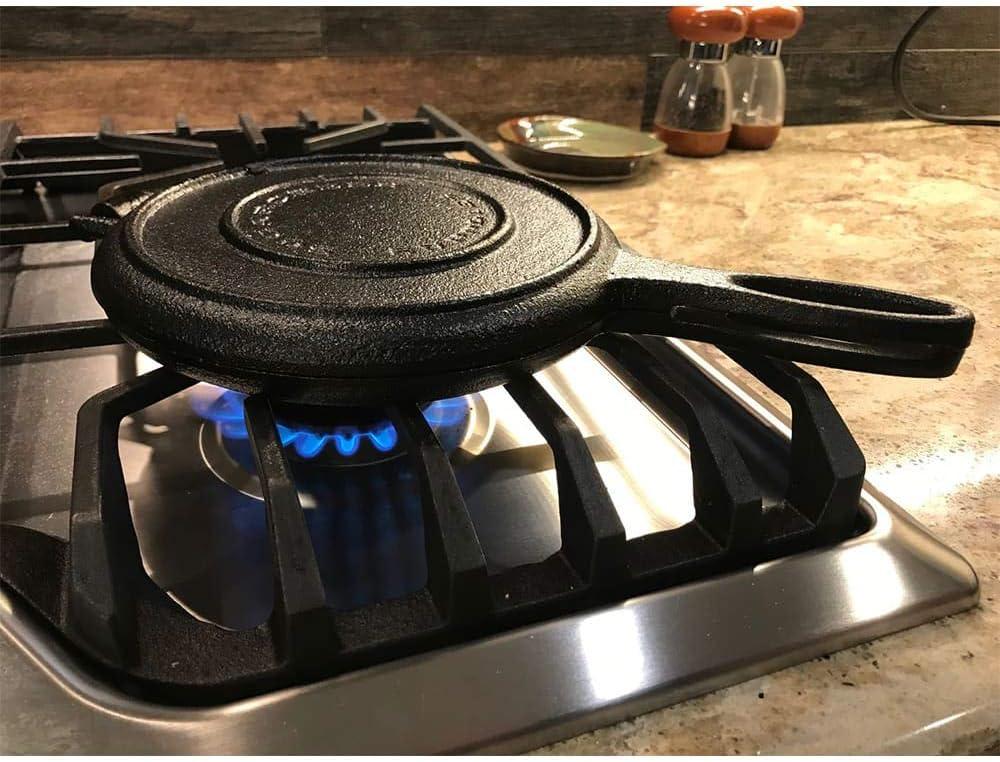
[220,172,514,275]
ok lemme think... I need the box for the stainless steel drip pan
[0,339,979,754]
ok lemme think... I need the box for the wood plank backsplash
[0,56,647,138]
[2,7,997,136]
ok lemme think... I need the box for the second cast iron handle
[604,249,975,377]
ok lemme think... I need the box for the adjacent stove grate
[0,106,866,703]
[0,104,520,356]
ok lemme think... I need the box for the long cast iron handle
[605,249,975,377]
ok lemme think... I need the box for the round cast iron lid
[92,154,619,402]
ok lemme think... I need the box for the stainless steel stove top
[0,108,979,753]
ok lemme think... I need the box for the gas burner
[192,383,488,498]
[192,386,472,461]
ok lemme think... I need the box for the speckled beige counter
[527,121,1000,755]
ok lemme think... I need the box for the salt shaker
[653,5,748,158]
[728,5,804,150]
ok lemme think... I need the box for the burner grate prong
[390,404,490,623]
[590,335,764,582]
[596,334,866,559]
[505,373,626,586]
[362,106,385,123]
[723,349,866,542]
[66,367,196,665]
[302,120,389,154]
[0,154,142,192]
[0,221,81,246]
[0,318,124,357]
[297,109,320,133]
[174,113,191,138]
[237,113,268,161]
[0,120,21,160]
[243,394,340,667]
[417,104,522,170]
[98,116,220,171]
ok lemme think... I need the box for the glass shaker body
[654,43,734,158]
[728,6,803,150]
[729,39,786,149]
[654,6,748,158]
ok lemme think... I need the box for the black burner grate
[0,106,867,702]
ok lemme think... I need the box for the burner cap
[92,155,617,404]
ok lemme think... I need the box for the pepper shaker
[728,5,804,150]
[653,5,748,158]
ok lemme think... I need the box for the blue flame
[191,388,468,460]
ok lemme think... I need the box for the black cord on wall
[891,6,1000,127]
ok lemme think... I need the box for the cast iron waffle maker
[77,154,973,406]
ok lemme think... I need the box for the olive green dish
[497,115,664,182]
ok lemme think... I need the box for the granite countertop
[530,121,1000,754]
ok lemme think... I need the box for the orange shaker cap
[667,6,748,45]
[744,4,804,40]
